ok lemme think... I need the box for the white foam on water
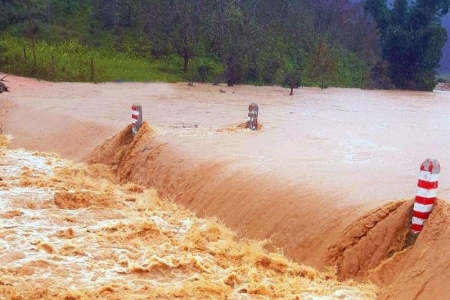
[0,146,372,298]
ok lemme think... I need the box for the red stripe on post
[417,179,438,189]
[412,210,432,219]
[414,196,437,205]
[131,104,143,137]
[410,158,440,235]
[132,107,138,121]
[411,223,424,233]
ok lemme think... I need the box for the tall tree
[365,0,450,91]
[169,0,203,72]
[137,0,172,56]
[306,34,339,89]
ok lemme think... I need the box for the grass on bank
[4,36,444,89]
[0,36,222,83]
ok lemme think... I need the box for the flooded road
[2,76,450,299]
[4,79,450,207]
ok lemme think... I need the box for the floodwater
[2,76,450,299]
[1,142,378,299]
[5,79,450,204]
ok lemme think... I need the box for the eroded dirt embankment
[85,123,450,300]
[325,198,450,300]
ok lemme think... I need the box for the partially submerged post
[131,104,143,137]
[247,103,259,131]
[406,158,440,246]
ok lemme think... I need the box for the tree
[169,0,202,72]
[25,0,37,71]
[0,41,6,68]
[92,0,138,51]
[0,0,24,31]
[212,1,248,86]
[136,0,172,57]
[306,34,339,89]
[365,0,450,91]
[331,2,379,88]
[204,0,272,86]
[282,66,302,95]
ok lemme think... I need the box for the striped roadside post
[247,103,259,131]
[131,104,143,137]
[411,158,440,234]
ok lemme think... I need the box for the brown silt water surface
[2,76,450,299]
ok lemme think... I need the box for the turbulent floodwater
[2,76,450,299]
[0,136,377,299]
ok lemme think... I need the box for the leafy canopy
[365,0,450,91]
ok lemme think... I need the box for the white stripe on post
[418,171,439,182]
[412,203,435,214]
[415,188,438,198]
[411,217,425,226]
[410,158,440,234]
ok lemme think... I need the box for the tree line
[0,0,448,91]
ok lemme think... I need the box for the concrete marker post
[131,104,143,137]
[247,102,259,131]
[406,158,440,246]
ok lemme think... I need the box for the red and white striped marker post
[131,104,143,137]
[247,102,259,131]
[410,158,440,235]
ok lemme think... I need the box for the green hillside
[0,0,448,91]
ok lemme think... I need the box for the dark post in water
[247,103,259,131]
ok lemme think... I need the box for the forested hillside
[0,0,448,91]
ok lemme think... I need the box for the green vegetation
[0,37,205,83]
[365,0,450,91]
[0,0,446,91]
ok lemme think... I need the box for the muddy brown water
[2,76,450,299]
